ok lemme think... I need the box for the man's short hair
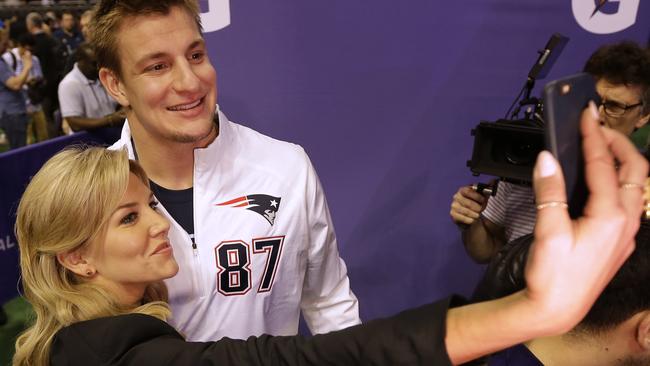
[75,42,95,63]
[17,33,36,49]
[576,219,650,333]
[90,0,202,79]
[583,41,650,115]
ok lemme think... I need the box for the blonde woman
[12,107,648,365]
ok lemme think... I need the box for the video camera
[467,34,569,186]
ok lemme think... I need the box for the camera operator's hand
[450,186,487,226]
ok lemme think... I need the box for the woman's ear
[56,248,96,278]
[99,67,130,107]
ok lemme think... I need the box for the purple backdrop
[1,1,648,323]
[199,0,648,320]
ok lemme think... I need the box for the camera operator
[451,41,650,264]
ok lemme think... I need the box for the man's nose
[172,60,201,94]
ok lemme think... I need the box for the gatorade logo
[201,0,231,33]
[572,0,640,34]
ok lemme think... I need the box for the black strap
[8,51,17,71]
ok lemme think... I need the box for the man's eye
[120,212,137,225]
[146,63,167,72]
[190,52,204,62]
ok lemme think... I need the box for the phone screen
[543,73,600,218]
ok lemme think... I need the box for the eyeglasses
[600,100,643,117]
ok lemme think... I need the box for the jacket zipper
[191,154,209,298]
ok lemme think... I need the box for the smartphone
[543,73,600,218]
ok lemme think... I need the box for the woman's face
[85,173,178,304]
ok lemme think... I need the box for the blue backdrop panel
[1,1,648,321]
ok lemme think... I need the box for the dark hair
[474,219,650,333]
[583,41,650,115]
[16,33,36,49]
[26,13,44,29]
[8,20,27,43]
[577,220,650,332]
[75,42,95,63]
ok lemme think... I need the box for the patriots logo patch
[216,194,281,225]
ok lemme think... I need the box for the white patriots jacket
[110,107,360,341]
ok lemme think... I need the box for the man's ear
[56,248,96,278]
[635,111,650,129]
[99,67,130,107]
[637,311,650,351]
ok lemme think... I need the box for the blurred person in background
[26,12,67,136]
[78,10,93,41]
[0,28,31,149]
[2,33,49,144]
[53,10,83,55]
[43,11,58,35]
[58,42,124,135]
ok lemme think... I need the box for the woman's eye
[190,52,204,62]
[120,212,137,225]
[150,200,160,211]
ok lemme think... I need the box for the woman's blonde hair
[13,146,171,366]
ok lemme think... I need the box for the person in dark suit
[25,12,64,136]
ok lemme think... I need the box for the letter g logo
[572,0,640,34]
[201,0,231,33]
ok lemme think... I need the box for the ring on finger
[620,182,645,190]
[536,201,568,210]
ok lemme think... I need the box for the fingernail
[537,151,557,178]
[588,100,599,119]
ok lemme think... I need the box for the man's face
[78,49,99,81]
[80,16,91,39]
[596,79,649,136]
[103,6,217,146]
[62,14,74,32]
